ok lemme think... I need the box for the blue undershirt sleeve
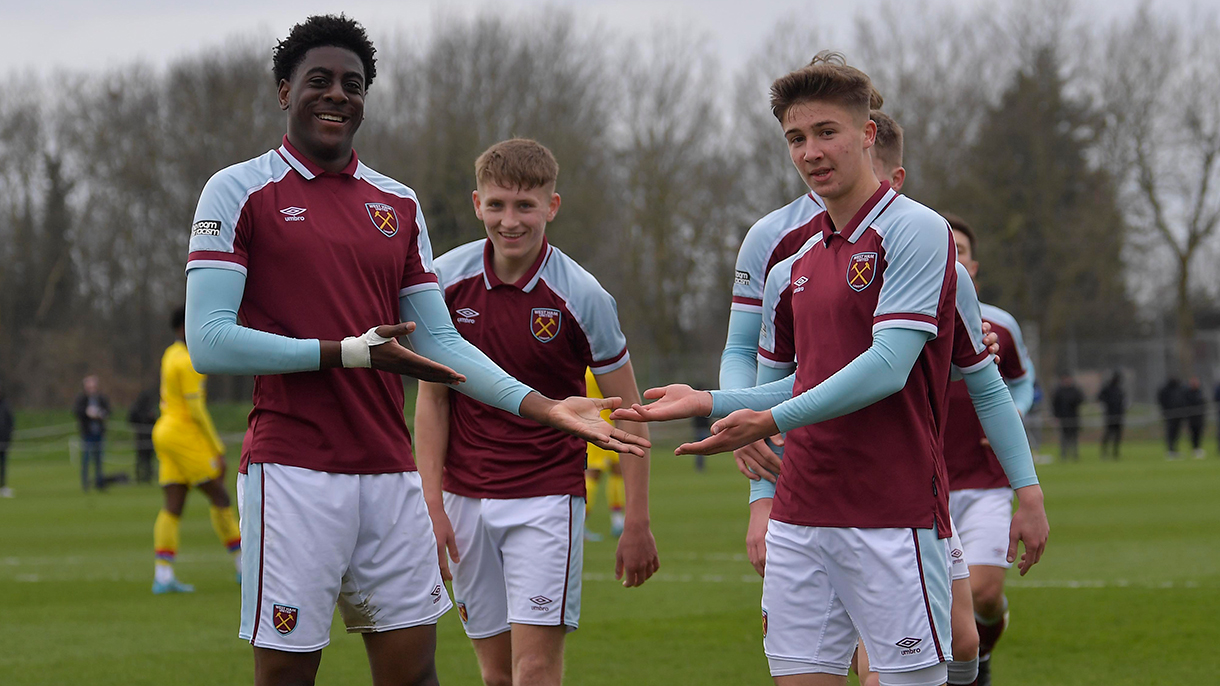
[400,287,534,416]
[963,363,1039,488]
[766,328,928,433]
[748,361,795,503]
[720,310,763,391]
[185,267,321,375]
[710,375,795,416]
[1007,374,1035,416]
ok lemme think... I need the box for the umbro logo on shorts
[895,637,922,655]
[430,585,443,604]
[279,206,307,222]
[951,548,963,559]
[456,308,479,324]
[530,595,554,612]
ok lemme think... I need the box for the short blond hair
[474,138,559,191]
[870,109,903,171]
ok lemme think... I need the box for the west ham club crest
[847,252,877,292]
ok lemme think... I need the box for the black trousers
[1188,418,1204,450]
[1059,424,1080,460]
[1101,418,1123,458]
[1166,418,1183,452]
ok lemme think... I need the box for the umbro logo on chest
[280,206,307,222]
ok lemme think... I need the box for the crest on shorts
[365,202,399,238]
[530,308,562,343]
[272,604,299,635]
[762,609,768,637]
[847,252,877,292]
[457,602,469,623]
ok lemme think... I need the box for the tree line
[0,2,1216,406]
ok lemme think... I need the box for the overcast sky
[2,0,1209,75]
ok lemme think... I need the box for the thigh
[239,463,359,652]
[951,489,1013,569]
[340,471,451,634]
[492,495,583,631]
[362,624,439,686]
[761,521,857,678]
[822,528,950,677]
[445,492,511,639]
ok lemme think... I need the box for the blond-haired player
[151,306,241,593]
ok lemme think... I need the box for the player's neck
[823,173,882,234]
[285,132,354,174]
[491,243,545,286]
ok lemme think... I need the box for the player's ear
[278,79,291,111]
[891,167,906,191]
[547,193,562,222]
[862,118,877,149]
[471,190,483,221]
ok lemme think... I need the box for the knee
[479,669,512,686]
[952,623,979,661]
[513,652,561,685]
[972,583,1005,616]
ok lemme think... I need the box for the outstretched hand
[609,384,713,423]
[369,322,467,384]
[734,437,783,483]
[547,396,650,456]
[676,409,779,456]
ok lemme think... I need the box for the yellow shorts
[585,447,619,472]
[153,423,222,487]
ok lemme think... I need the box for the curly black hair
[272,14,377,89]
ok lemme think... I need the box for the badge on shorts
[530,308,561,343]
[847,252,877,292]
[430,584,443,605]
[762,609,768,637]
[365,202,399,238]
[272,604,299,635]
[457,602,468,623]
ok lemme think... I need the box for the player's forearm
[617,418,652,524]
[1006,374,1035,416]
[764,327,926,433]
[963,363,1039,488]
[413,381,451,507]
[185,396,225,456]
[709,375,796,417]
[186,268,321,375]
[720,310,764,390]
[400,288,533,416]
[747,362,793,503]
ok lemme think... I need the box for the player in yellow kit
[584,368,626,540]
[151,306,241,594]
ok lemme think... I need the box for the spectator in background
[1097,370,1126,460]
[1184,377,1207,460]
[1157,377,1186,459]
[1051,375,1085,461]
[1214,381,1220,453]
[73,375,110,491]
[691,413,711,472]
[127,387,159,484]
[0,384,13,498]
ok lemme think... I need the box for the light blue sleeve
[873,210,954,338]
[963,363,1039,488]
[710,375,795,415]
[400,287,534,416]
[769,328,928,433]
[185,267,321,375]
[1007,374,1035,416]
[720,310,763,391]
[748,361,795,503]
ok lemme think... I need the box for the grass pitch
[1,404,1217,685]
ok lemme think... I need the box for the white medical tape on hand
[340,327,395,369]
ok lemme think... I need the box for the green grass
[1,404,1218,684]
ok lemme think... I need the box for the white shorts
[948,520,970,581]
[762,522,951,686]
[444,492,583,639]
[949,488,1013,569]
[236,464,450,652]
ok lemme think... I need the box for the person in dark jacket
[128,387,159,484]
[1184,377,1207,459]
[0,384,13,498]
[1052,375,1085,461]
[1097,370,1126,460]
[72,375,111,491]
[1157,377,1187,459]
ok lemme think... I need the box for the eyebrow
[304,66,365,83]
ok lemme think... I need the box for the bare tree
[1095,6,1220,373]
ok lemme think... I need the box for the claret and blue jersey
[433,237,629,500]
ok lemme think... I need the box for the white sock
[948,656,979,684]
[154,562,175,584]
[610,511,625,530]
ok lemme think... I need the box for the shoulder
[739,195,824,257]
[979,303,1023,336]
[875,196,950,239]
[540,245,613,303]
[201,150,289,202]
[354,163,421,204]
[434,240,487,288]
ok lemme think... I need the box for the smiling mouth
[315,113,348,123]
[499,231,525,240]
[810,168,833,181]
